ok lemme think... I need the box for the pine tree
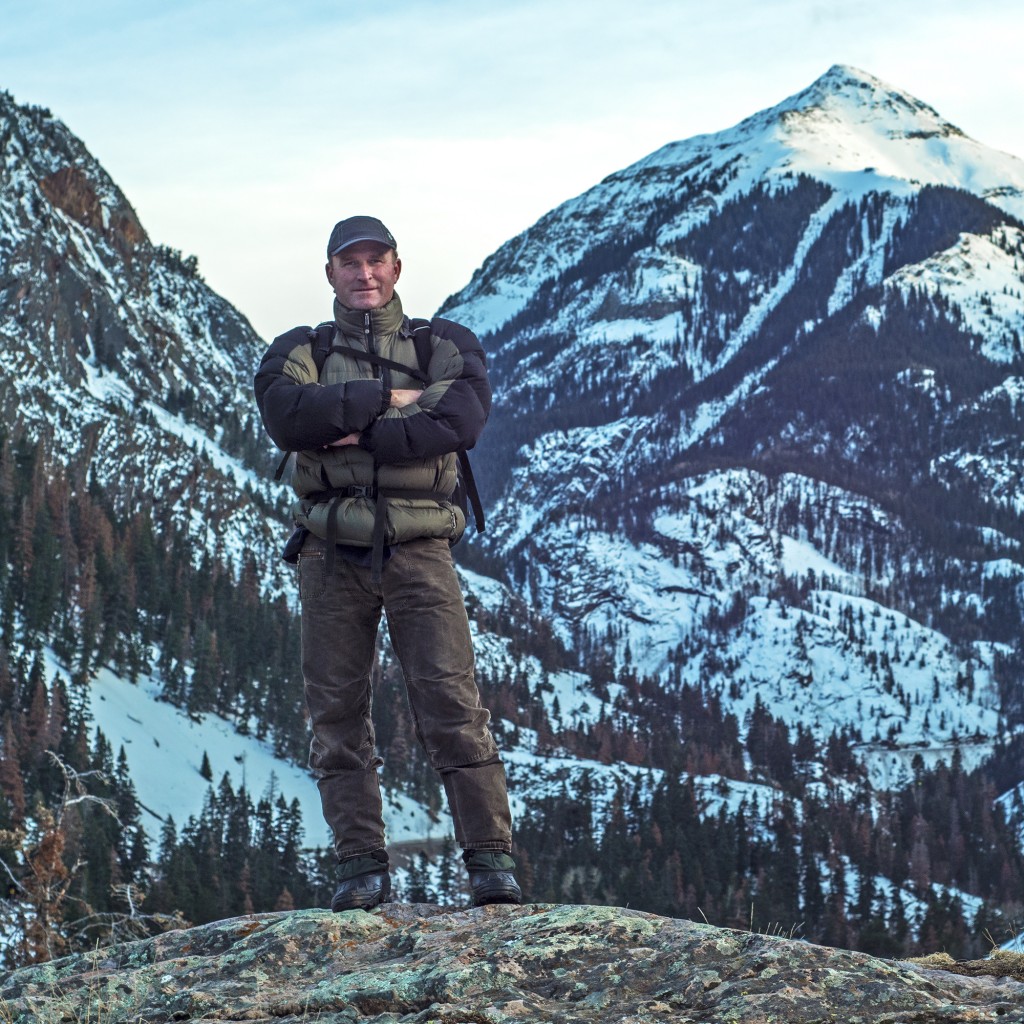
[405,852,432,904]
[435,837,460,906]
[0,713,26,824]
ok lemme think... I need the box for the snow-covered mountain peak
[776,63,961,139]
[437,63,1024,803]
[443,67,1024,338]
[640,63,964,166]
[634,63,1023,213]
[0,90,148,259]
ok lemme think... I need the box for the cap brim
[329,236,393,256]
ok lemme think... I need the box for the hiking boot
[331,850,391,912]
[464,850,522,906]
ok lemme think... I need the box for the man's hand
[390,388,423,409]
[323,389,422,448]
[327,432,361,447]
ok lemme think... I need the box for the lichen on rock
[2,903,1023,1022]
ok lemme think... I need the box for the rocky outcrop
[2,903,1023,1023]
[0,89,290,588]
[38,165,146,258]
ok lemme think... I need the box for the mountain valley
[3,65,1024,963]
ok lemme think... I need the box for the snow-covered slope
[442,65,1024,790]
[5,68,1024,934]
[0,90,288,592]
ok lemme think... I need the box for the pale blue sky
[2,0,1022,339]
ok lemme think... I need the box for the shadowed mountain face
[443,65,1024,788]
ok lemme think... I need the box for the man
[254,215,520,911]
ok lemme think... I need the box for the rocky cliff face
[2,903,1023,1023]
[0,89,287,589]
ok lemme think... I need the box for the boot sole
[331,874,392,912]
[332,891,391,912]
[471,884,523,906]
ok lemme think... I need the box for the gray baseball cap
[327,216,397,258]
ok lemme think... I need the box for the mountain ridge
[441,66,1024,797]
[0,89,287,591]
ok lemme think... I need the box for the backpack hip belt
[312,483,455,580]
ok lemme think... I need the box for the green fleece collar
[333,294,406,342]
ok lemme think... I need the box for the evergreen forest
[2,433,1024,966]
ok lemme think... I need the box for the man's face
[326,243,402,310]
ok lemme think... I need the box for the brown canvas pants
[297,535,513,859]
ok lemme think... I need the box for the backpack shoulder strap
[458,449,485,534]
[409,318,485,533]
[409,318,433,378]
[272,324,335,481]
[309,322,336,376]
